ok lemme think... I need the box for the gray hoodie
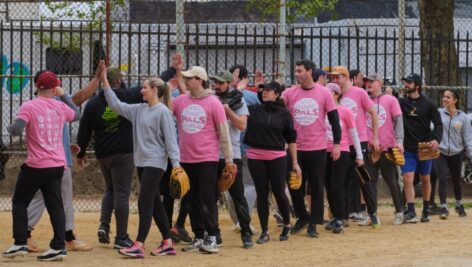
[438,108,472,158]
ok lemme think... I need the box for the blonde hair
[146,77,173,111]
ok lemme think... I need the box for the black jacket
[400,95,443,151]
[244,102,297,151]
[76,87,142,159]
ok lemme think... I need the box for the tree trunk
[419,0,460,106]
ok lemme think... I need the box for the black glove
[219,90,243,111]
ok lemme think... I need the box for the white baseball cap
[181,66,208,81]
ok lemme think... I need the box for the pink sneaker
[150,241,176,256]
[118,241,144,259]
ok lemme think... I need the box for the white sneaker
[37,248,67,261]
[2,245,28,258]
[199,236,219,254]
[393,212,404,226]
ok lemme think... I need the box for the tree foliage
[247,0,338,23]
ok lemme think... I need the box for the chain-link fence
[1,0,472,211]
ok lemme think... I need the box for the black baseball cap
[313,69,329,81]
[401,73,422,84]
[258,81,285,94]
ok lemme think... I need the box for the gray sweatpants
[97,153,134,239]
[28,168,74,232]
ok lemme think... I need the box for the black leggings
[136,167,171,242]
[365,153,403,213]
[160,161,190,228]
[217,159,252,235]
[325,152,350,220]
[182,162,219,239]
[434,153,463,204]
[248,156,290,233]
[289,150,327,225]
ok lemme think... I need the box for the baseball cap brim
[209,75,228,82]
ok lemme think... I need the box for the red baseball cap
[35,71,61,90]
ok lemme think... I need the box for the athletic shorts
[400,150,432,176]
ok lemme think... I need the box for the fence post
[176,0,185,58]
[398,0,406,81]
[278,0,286,83]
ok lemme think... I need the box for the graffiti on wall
[1,55,30,94]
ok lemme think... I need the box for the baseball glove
[417,142,440,161]
[385,147,405,166]
[219,90,243,111]
[169,167,190,199]
[218,163,237,192]
[288,171,302,190]
[368,146,382,164]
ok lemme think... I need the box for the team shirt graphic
[181,104,207,134]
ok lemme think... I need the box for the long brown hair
[146,77,173,111]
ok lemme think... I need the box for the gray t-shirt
[104,88,180,170]
[219,98,249,160]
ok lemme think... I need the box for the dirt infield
[1,206,472,267]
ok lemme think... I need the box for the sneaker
[241,232,253,249]
[37,248,67,262]
[118,242,144,259]
[332,220,344,234]
[114,236,134,249]
[325,219,336,231]
[256,232,270,244]
[199,236,219,254]
[2,245,28,258]
[439,207,449,220]
[393,212,404,225]
[182,239,203,252]
[404,212,418,223]
[150,241,176,256]
[307,224,319,238]
[290,218,309,234]
[358,218,371,226]
[216,233,223,248]
[66,239,93,251]
[456,205,467,217]
[349,212,365,222]
[370,213,381,229]
[279,225,290,241]
[429,203,441,215]
[273,212,284,227]
[170,225,193,243]
[342,219,349,227]
[97,224,110,244]
[233,223,241,233]
[420,210,430,223]
[27,237,44,253]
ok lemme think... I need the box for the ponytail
[146,77,173,111]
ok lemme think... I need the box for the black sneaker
[216,233,223,248]
[97,223,110,244]
[241,232,253,249]
[325,219,336,231]
[439,207,449,220]
[2,245,28,258]
[37,248,67,262]
[114,236,134,249]
[279,225,290,241]
[307,224,319,238]
[332,220,344,234]
[290,218,309,234]
[429,203,441,215]
[273,212,284,227]
[256,232,270,244]
[456,205,467,217]
[404,212,418,223]
[420,210,430,223]
[171,224,193,243]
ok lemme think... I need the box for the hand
[54,86,65,96]
[231,69,240,87]
[430,140,439,151]
[171,53,184,71]
[70,144,81,156]
[223,103,231,113]
[100,66,108,82]
[396,143,404,154]
[331,144,341,161]
[356,158,364,167]
[236,77,249,91]
[76,157,86,168]
[292,162,302,178]
[254,69,264,88]
[372,138,380,152]
[95,60,105,79]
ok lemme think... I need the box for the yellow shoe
[27,238,45,253]
[66,239,93,251]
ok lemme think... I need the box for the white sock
[441,203,448,208]
[456,200,462,207]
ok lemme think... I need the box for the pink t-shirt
[366,94,402,151]
[326,105,355,152]
[246,147,287,160]
[340,86,374,143]
[173,94,227,163]
[282,84,336,151]
[16,97,75,168]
